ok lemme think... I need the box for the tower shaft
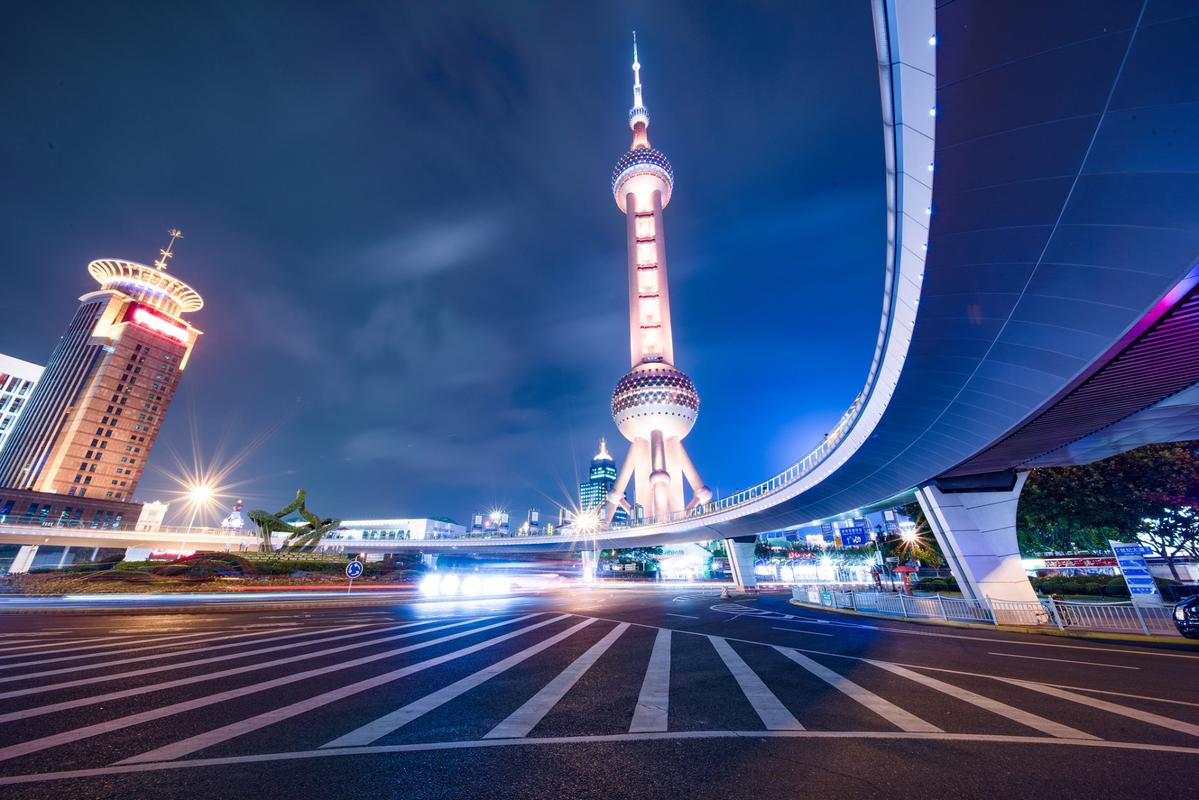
[624,186,675,366]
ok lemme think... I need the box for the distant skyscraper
[0,354,44,455]
[0,231,203,501]
[580,438,627,525]
[604,34,711,524]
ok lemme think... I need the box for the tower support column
[7,545,38,574]
[915,472,1037,604]
[725,535,758,591]
[580,549,597,583]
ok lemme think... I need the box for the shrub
[1105,579,1129,597]
[1063,581,1084,595]
[1084,582,1103,595]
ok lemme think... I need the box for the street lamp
[185,483,214,534]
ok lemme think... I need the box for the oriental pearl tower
[604,34,712,525]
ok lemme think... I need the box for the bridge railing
[629,394,866,529]
[793,587,1179,637]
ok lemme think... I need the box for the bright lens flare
[573,508,601,534]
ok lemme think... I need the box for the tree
[1016,441,1199,567]
[893,502,945,566]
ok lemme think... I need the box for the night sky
[1,1,884,526]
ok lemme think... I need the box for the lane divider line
[0,614,532,761]
[125,615,575,761]
[998,679,1199,738]
[486,622,629,739]
[774,648,941,733]
[4,730,1197,786]
[864,660,1098,740]
[709,636,803,731]
[629,628,672,734]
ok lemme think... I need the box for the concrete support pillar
[915,472,1037,603]
[122,547,152,562]
[8,545,38,574]
[421,553,436,570]
[725,535,758,591]
[580,549,597,583]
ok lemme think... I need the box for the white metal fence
[793,587,1178,636]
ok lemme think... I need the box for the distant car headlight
[1177,607,1188,621]
[419,574,441,596]
[461,575,483,596]
[440,574,460,596]
[483,576,512,595]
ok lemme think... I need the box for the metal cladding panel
[935,0,1139,81]
[935,116,1096,191]
[947,283,1199,475]
[934,36,1127,147]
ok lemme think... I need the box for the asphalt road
[0,587,1196,799]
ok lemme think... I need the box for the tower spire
[628,31,650,147]
[632,31,642,110]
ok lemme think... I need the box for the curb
[787,599,1198,647]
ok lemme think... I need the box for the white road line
[321,617,589,749]
[885,662,1199,709]
[770,626,833,637]
[987,652,1140,670]
[0,623,360,677]
[998,679,1199,738]
[0,630,255,667]
[708,636,803,731]
[9,731,1199,787]
[723,607,1199,659]
[0,618,513,734]
[0,623,399,702]
[125,615,575,762]
[629,628,671,734]
[0,633,147,658]
[665,613,698,619]
[486,622,629,739]
[865,660,1097,740]
[774,648,940,733]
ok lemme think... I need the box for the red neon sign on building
[129,305,189,344]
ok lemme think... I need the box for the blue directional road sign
[839,526,869,547]
[345,560,364,579]
[1109,540,1160,606]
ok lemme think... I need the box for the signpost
[345,559,364,594]
[1109,541,1161,606]
[838,526,869,547]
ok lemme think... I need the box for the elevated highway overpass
[5,1,1199,602]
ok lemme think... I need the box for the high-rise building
[604,35,711,524]
[0,231,203,501]
[578,438,628,525]
[0,354,44,455]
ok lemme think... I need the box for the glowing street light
[184,482,217,534]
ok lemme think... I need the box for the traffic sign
[345,560,364,579]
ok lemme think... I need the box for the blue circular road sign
[345,560,364,579]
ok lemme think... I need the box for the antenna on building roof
[154,228,184,271]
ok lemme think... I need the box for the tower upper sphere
[612,33,674,212]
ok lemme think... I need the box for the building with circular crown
[0,234,203,503]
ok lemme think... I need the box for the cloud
[359,213,509,282]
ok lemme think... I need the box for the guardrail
[794,586,1179,637]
